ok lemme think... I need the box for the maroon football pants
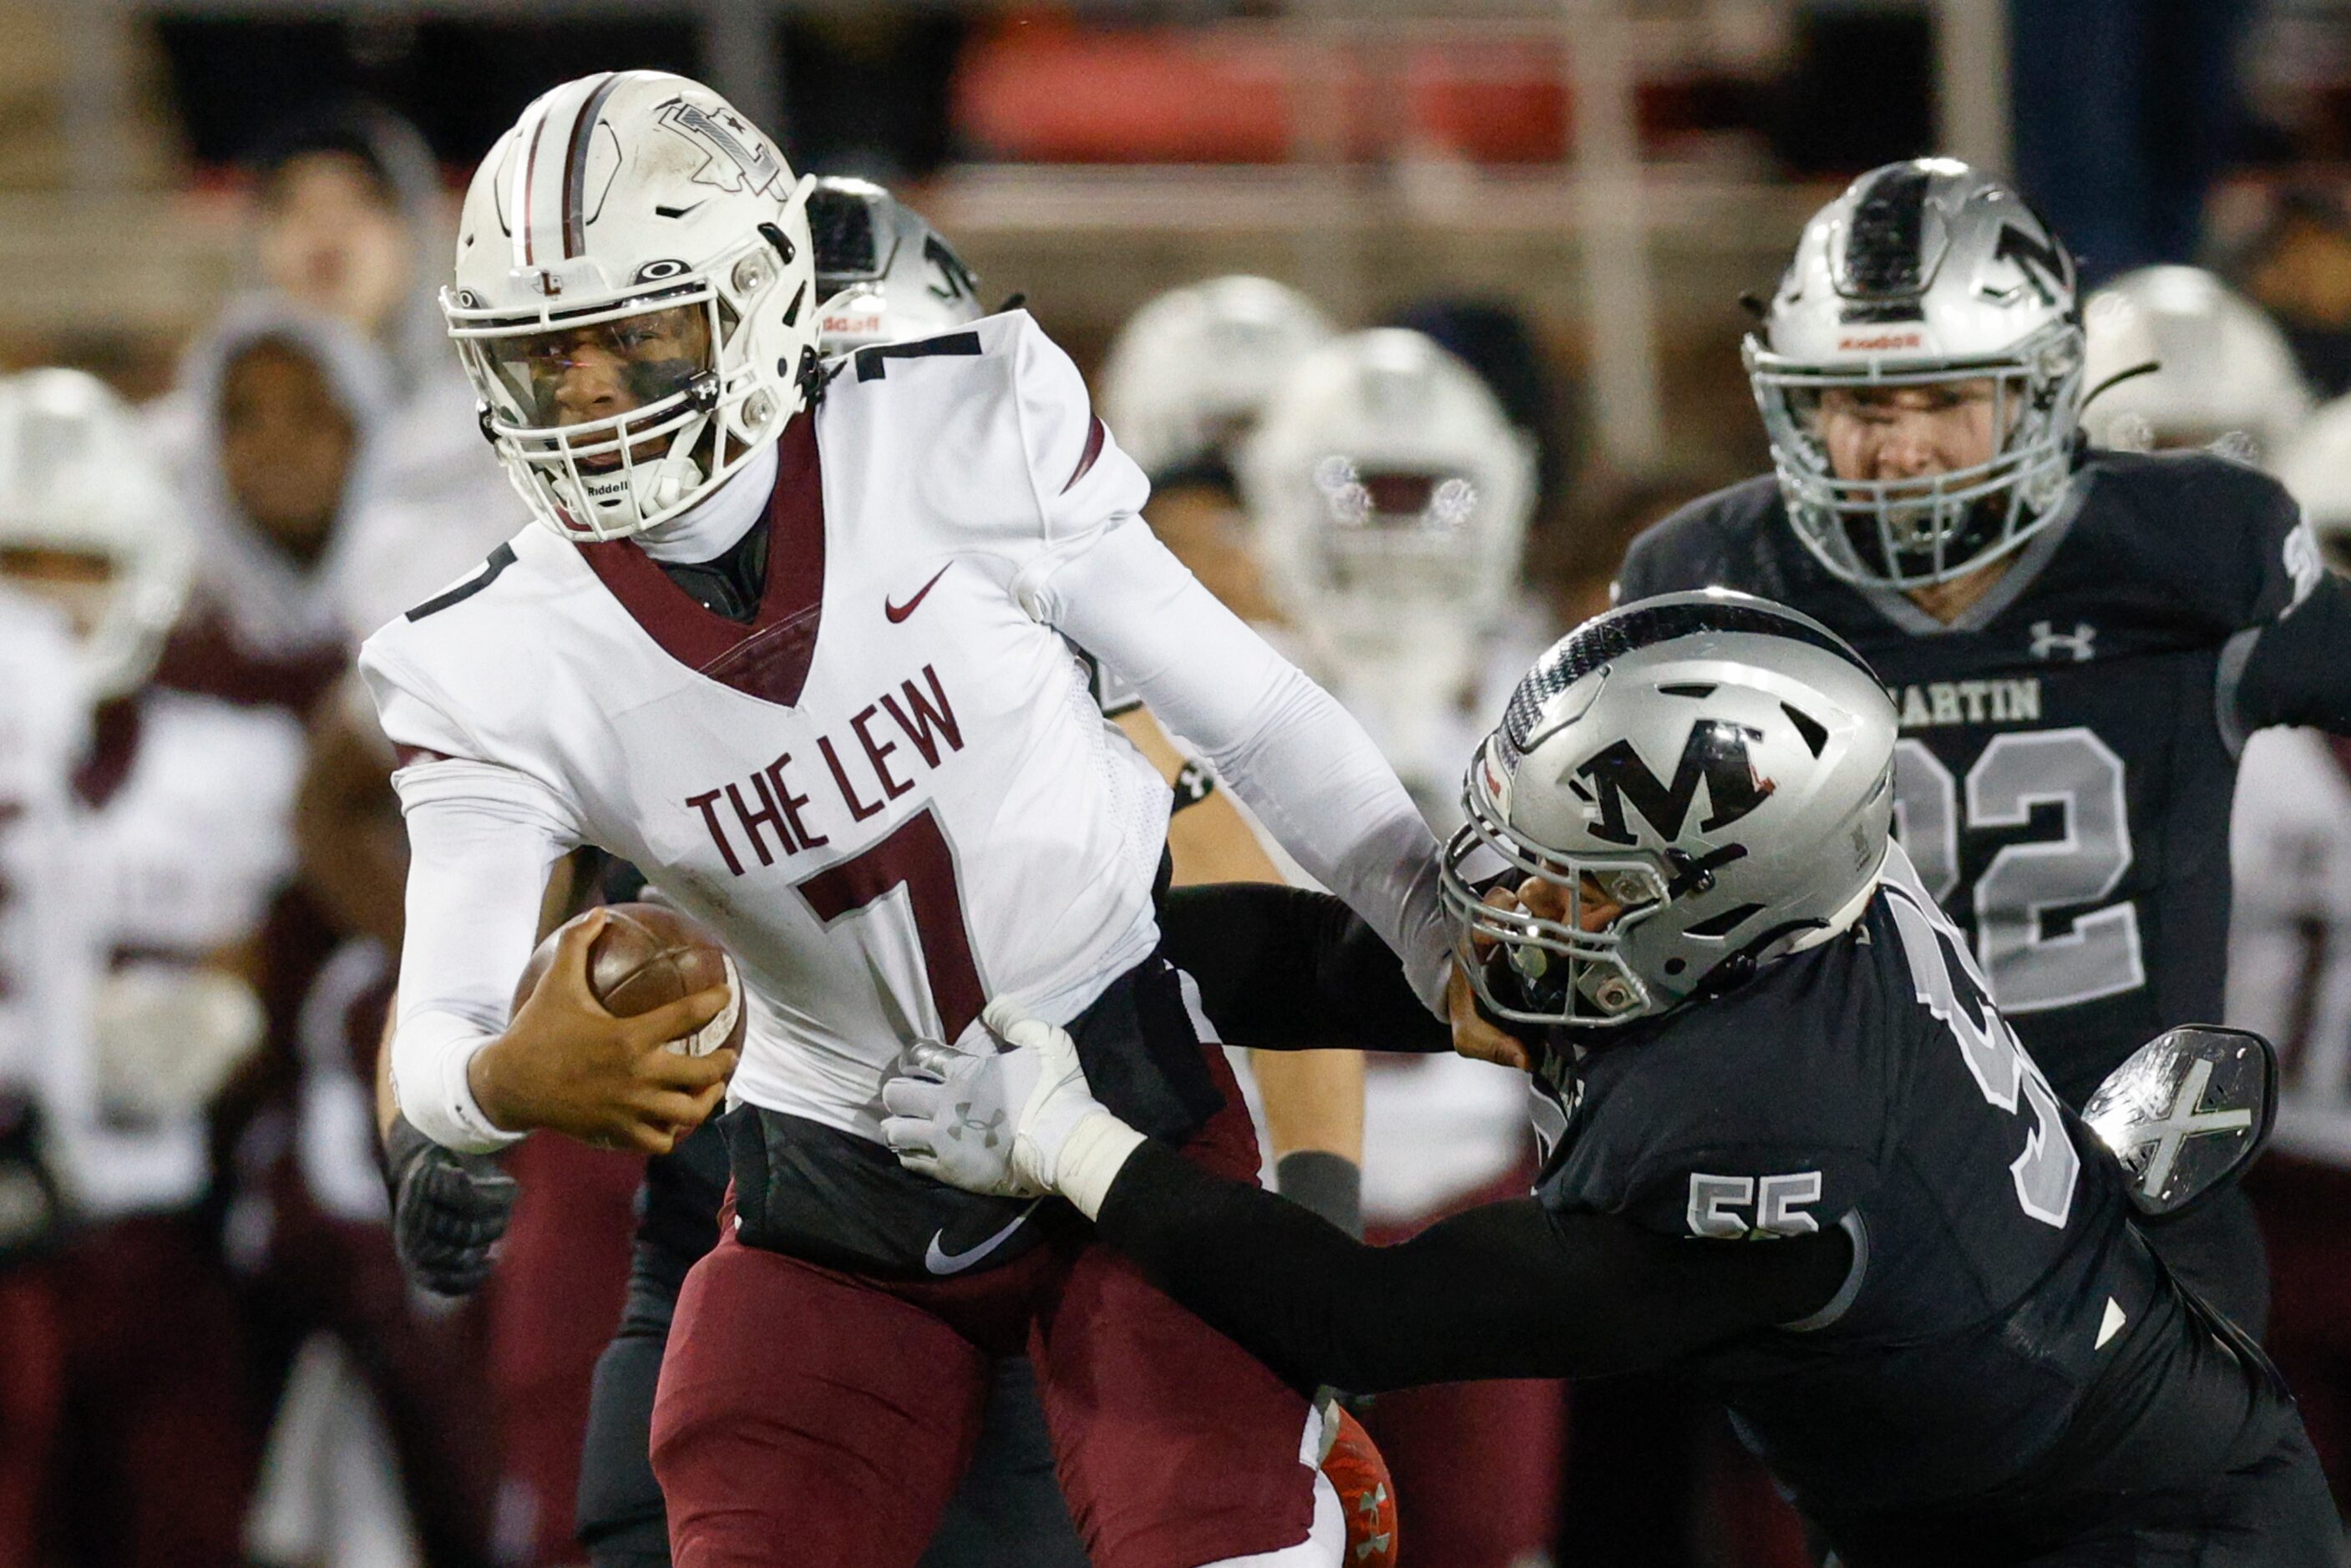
[651,1049,1323,1568]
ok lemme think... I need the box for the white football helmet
[1747,159,2087,589]
[0,369,192,702]
[443,70,819,542]
[808,177,985,354]
[2277,391,2351,567]
[1242,328,1534,781]
[1443,591,1897,1029]
[1101,276,1335,478]
[2080,266,2311,468]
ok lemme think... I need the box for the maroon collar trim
[74,698,144,809]
[577,413,827,707]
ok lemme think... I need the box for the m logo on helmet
[1993,223,2072,309]
[1574,721,1774,847]
[656,99,782,196]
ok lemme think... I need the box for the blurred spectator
[148,296,390,711]
[2010,0,2257,284]
[2234,188,2351,398]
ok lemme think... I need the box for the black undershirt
[1095,1141,1851,1396]
[656,517,773,624]
[2238,566,2351,736]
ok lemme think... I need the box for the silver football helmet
[443,70,820,542]
[2080,266,2310,468]
[1100,276,1335,478]
[0,369,192,702]
[1746,159,2087,589]
[1444,591,1898,1028]
[1242,328,1534,787]
[808,176,985,354]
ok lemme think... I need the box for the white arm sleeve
[1026,520,1452,1012]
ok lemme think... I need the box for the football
[1318,1402,1397,1568]
[511,902,745,1058]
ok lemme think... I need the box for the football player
[1609,159,2351,1335]
[0,370,307,1567]
[0,589,92,1568]
[881,594,2343,1567]
[362,71,1447,1568]
[1239,325,1564,1566]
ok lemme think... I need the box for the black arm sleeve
[2232,569,2351,738]
[1095,1141,1853,1394]
[1158,883,1447,1053]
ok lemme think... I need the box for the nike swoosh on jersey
[884,565,952,624]
[923,1198,1043,1276]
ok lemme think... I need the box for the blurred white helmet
[1101,276,1335,478]
[1242,329,1534,782]
[808,177,985,354]
[2080,266,2310,468]
[1746,159,2086,588]
[443,70,820,542]
[2278,392,2351,565]
[0,370,192,702]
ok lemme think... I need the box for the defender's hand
[881,999,1111,1197]
[385,1114,515,1296]
[469,909,737,1155]
[1449,960,1534,1073]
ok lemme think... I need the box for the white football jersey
[68,690,301,1216]
[364,313,1180,1140]
[2227,726,2351,1166]
[0,594,96,1140]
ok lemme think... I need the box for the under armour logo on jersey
[1569,721,1773,847]
[2029,620,2096,663]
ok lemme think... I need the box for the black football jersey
[1532,847,2159,1515]
[1615,452,2320,1105]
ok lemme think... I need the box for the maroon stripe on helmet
[1061,416,1107,494]
[519,104,550,266]
[562,72,626,259]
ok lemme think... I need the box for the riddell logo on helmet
[1837,331,1923,352]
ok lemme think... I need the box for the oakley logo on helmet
[1573,721,1775,847]
[657,99,782,196]
[634,258,691,282]
[1993,223,2073,310]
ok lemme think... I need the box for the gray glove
[385,1114,517,1296]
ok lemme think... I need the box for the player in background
[1610,159,2351,1338]
[0,371,307,1568]
[2078,266,2311,465]
[1236,325,1561,1568]
[1097,274,1366,1206]
[2226,422,2351,1505]
[366,72,1447,1568]
[0,593,94,1568]
[884,594,2343,1568]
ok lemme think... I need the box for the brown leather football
[511,902,745,1057]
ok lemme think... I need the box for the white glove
[94,964,266,1120]
[880,999,1143,1214]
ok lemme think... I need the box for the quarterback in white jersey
[363,71,1442,1568]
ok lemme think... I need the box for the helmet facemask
[1747,319,2084,589]
[1443,747,1674,1028]
[446,230,802,543]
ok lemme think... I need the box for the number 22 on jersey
[1882,879,2080,1228]
[1892,730,2145,1014]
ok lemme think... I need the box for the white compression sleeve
[1027,520,1451,1012]
[388,767,575,1152]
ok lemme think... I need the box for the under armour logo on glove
[952,1103,1008,1151]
